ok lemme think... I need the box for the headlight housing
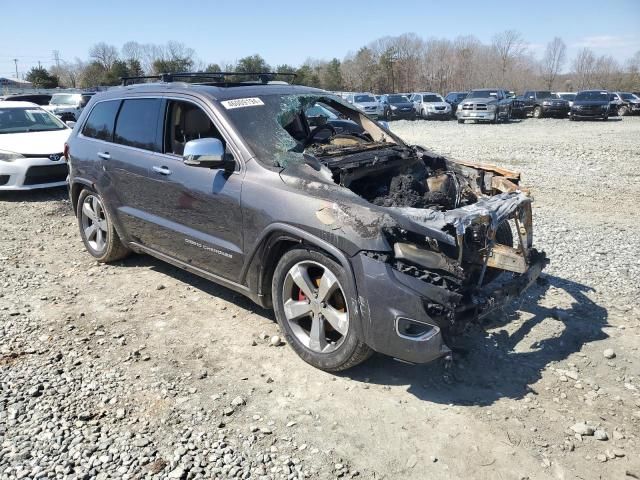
[542,101,552,106]
[0,150,25,162]
[390,105,398,110]
[486,104,497,111]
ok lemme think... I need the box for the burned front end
[227,91,547,365]
[317,143,548,364]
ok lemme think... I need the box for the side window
[164,100,224,156]
[82,100,120,141]
[113,98,162,151]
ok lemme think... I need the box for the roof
[93,82,326,102]
[0,101,40,108]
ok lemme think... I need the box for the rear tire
[77,188,130,263]
[271,248,373,371]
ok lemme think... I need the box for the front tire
[533,106,543,119]
[271,248,372,371]
[457,119,464,124]
[77,189,130,262]
[617,106,627,116]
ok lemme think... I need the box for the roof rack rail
[120,71,297,86]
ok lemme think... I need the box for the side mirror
[183,138,234,171]
[65,121,76,128]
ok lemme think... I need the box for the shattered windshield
[222,93,394,168]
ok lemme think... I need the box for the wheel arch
[70,178,95,215]
[241,223,358,311]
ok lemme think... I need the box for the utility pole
[53,50,60,69]
[38,61,42,69]
[13,59,18,79]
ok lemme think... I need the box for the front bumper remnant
[352,247,548,365]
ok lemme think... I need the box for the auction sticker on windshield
[221,98,265,109]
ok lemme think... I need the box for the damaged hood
[386,192,530,240]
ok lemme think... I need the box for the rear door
[97,97,164,243]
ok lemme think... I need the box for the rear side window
[82,100,120,141]
[114,99,162,151]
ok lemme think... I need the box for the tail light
[63,143,69,161]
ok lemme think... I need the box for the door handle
[97,152,110,160]
[152,165,172,175]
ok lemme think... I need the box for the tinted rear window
[114,98,161,151]
[82,100,121,141]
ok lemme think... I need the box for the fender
[69,177,131,248]
[241,223,365,336]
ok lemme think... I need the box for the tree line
[25,32,640,93]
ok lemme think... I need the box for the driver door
[141,98,245,281]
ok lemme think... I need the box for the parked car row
[0,91,96,122]
[340,88,640,122]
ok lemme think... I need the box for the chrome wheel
[80,194,108,253]
[281,261,349,353]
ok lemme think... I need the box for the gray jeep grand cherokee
[65,72,547,371]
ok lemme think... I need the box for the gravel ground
[1,116,639,480]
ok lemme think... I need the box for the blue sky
[1,0,639,78]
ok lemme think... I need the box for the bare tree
[541,37,566,90]
[88,42,119,70]
[572,48,596,89]
[121,41,143,63]
[593,55,620,89]
[51,59,84,88]
[624,50,640,90]
[492,30,527,84]
[450,36,482,90]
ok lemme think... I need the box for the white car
[0,102,71,190]
[43,92,95,122]
[410,92,452,119]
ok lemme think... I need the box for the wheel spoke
[322,306,349,335]
[283,299,313,322]
[289,264,316,299]
[95,227,105,249]
[92,196,103,219]
[82,201,96,221]
[316,269,338,303]
[309,314,327,352]
[84,224,97,242]
[96,219,108,232]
